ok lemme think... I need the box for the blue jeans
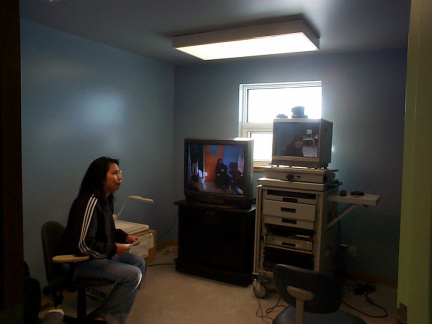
[74,253,145,320]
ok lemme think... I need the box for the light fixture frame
[172,19,319,60]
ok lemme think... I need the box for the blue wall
[173,49,407,279]
[20,20,176,283]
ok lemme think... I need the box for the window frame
[239,81,322,167]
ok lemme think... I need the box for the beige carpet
[48,246,398,324]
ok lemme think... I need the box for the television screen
[272,119,333,169]
[184,138,254,209]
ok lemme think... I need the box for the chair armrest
[52,255,89,263]
[287,286,315,302]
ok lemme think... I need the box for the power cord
[342,296,388,319]
[255,296,287,323]
[342,278,388,318]
[254,270,287,323]
[336,223,388,319]
[363,291,389,318]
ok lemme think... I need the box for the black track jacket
[60,193,128,259]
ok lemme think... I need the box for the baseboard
[347,270,397,288]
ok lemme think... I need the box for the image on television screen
[186,144,246,195]
[273,122,320,158]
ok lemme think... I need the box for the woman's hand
[116,235,138,255]
[115,243,130,256]
[126,234,139,243]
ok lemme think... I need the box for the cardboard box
[144,229,156,264]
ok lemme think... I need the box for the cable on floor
[255,296,286,324]
[335,222,388,319]
[253,269,288,323]
[342,277,389,318]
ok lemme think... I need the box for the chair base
[63,314,107,324]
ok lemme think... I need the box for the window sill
[253,166,267,172]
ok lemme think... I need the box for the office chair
[272,264,366,324]
[40,309,65,324]
[41,221,114,323]
[25,261,64,324]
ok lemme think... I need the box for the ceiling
[19,0,411,65]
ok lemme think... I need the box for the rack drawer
[262,200,315,230]
[264,189,318,205]
[263,215,314,230]
[263,200,315,221]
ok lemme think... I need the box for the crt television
[272,118,333,169]
[184,138,254,209]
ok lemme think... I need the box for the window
[239,81,322,166]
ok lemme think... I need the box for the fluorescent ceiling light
[172,20,319,60]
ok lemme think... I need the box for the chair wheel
[253,281,268,299]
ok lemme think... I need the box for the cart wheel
[253,281,268,299]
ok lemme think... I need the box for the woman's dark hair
[79,157,119,207]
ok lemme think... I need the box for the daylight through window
[239,82,322,166]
